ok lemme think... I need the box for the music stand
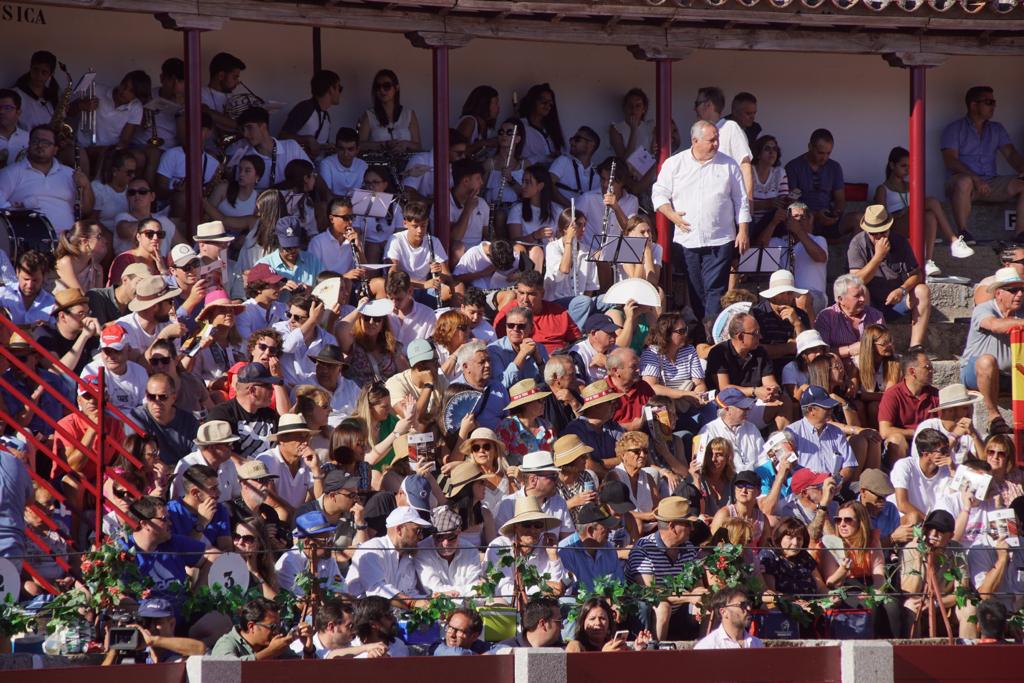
[734,246,786,274]
[587,234,647,265]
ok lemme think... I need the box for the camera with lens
[108,608,143,652]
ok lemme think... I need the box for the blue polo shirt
[940,117,1011,179]
[564,417,623,465]
[255,250,323,289]
[557,534,625,593]
[868,500,901,540]
[487,336,549,388]
[783,156,844,213]
[166,499,231,547]
[119,533,206,608]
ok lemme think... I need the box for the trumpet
[144,107,164,148]
[224,80,266,120]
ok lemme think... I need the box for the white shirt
[308,230,356,276]
[889,455,951,515]
[230,137,311,189]
[570,338,609,383]
[493,490,574,538]
[402,152,451,199]
[445,192,490,248]
[78,84,143,147]
[694,418,766,471]
[113,311,169,355]
[318,154,368,198]
[133,95,181,150]
[0,127,29,166]
[484,165,524,205]
[327,378,361,425]
[549,154,600,200]
[693,623,764,650]
[715,118,753,165]
[384,231,448,281]
[507,201,565,242]
[156,146,219,188]
[652,149,751,250]
[345,534,422,598]
[519,118,557,166]
[13,86,53,131]
[256,446,314,509]
[577,190,640,247]
[275,550,346,595]
[910,417,977,463]
[90,181,128,228]
[544,237,599,299]
[414,537,484,597]
[272,321,337,390]
[486,535,564,600]
[0,158,76,233]
[453,242,521,291]
[353,204,404,246]
[775,234,829,296]
[171,450,241,500]
[83,358,147,411]
[389,301,437,349]
[351,636,409,658]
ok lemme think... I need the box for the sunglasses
[147,392,170,402]
[725,601,752,611]
[126,188,152,197]
[434,533,458,543]
[233,533,257,544]
[364,316,384,323]
[289,313,309,322]
[834,516,858,525]
[149,356,172,366]
[518,521,547,530]
[506,322,528,330]
[177,261,200,272]
[256,342,281,357]
[141,230,166,239]
[331,213,354,221]
[471,443,493,452]
[113,487,131,500]
[986,449,1008,457]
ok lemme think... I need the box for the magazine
[988,508,1020,547]
[947,466,992,502]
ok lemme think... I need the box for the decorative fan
[895,0,924,9]
[442,390,484,433]
[991,0,1018,12]
[926,0,956,9]
[800,0,828,8]
[863,0,892,9]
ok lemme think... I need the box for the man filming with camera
[101,598,206,665]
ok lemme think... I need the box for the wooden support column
[883,52,947,268]
[157,13,226,236]
[628,44,691,298]
[406,32,472,255]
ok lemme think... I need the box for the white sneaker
[951,236,975,258]
[925,260,941,278]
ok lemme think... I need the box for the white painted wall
[4,5,1024,197]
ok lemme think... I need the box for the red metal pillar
[94,368,106,548]
[655,59,673,289]
[908,66,926,267]
[432,45,451,250]
[184,28,204,236]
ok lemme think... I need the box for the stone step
[956,202,1019,243]
[887,320,967,360]
[925,282,974,322]
[929,241,1001,284]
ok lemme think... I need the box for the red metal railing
[0,314,148,591]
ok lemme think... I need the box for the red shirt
[877,381,939,430]
[53,411,126,481]
[493,299,582,354]
[610,378,655,428]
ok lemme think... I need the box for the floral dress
[758,548,819,596]
[495,415,555,466]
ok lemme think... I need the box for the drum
[0,209,57,263]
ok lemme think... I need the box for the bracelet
[312,475,324,480]
[354,523,368,531]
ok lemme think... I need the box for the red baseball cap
[99,324,127,350]
[790,468,830,494]
[247,263,285,286]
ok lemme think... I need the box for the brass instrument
[224,81,265,120]
[145,107,164,148]
[349,229,370,300]
[51,62,75,144]
[487,122,518,243]
[204,133,240,198]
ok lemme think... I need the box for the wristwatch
[354,523,368,531]
[815,505,828,513]
[423,383,435,390]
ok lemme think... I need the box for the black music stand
[587,234,647,265]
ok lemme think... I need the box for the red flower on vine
[118,552,128,562]
[81,560,94,573]
[716,556,728,571]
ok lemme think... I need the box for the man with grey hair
[653,119,750,323]
[487,305,548,388]
[813,273,884,359]
[455,339,509,431]
[606,347,654,431]
[542,355,582,433]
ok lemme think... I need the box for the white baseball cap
[385,505,431,529]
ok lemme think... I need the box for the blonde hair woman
[54,220,103,292]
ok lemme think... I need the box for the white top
[229,137,311,189]
[132,94,181,150]
[752,166,789,221]
[549,154,601,200]
[486,535,565,600]
[715,117,753,165]
[78,84,143,147]
[275,550,346,595]
[453,242,521,291]
[507,201,564,242]
[493,490,574,538]
[90,181,128,228]
[113,311,170,355]
[318,154,368,198]
[614,241,663,283]
[909,417,977,464]
[652,149,751,250]
[171,451,241,501]
[612,119,655,157]
[156,146,219,187]
[256,446,314,509]
[414,537,484,597]
[570,338,610,383]
[0,127,29,167]
[308,230,357,276]
[577,190,640,247]
[353,204,404,245]
[327,378,361,424]
[544,237,599,299]
[384,231,448,280]
[774,234,829,296]
[83,358,148,412]
[351,636,410,659]
[889,454,951,514]
[445,192,490,249]
[612,464,655,513]
[519,118,558,166]
[0,158,76,233]
[388,301,437,349]
[216,190,257,219]
[14,86,54,131]
[364,107,414,142]
[201,86,230,114]
[694,418,766,472]
[693,624,764,650]
[273,321,338,390]
[639,344,704,388]
[345,534,422,597]
[484,165,524,205]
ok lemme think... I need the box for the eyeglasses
[100,347,123,355]
[1003,287,1024,295]
[147,392,170,402]
[364,316,384,324]
[986,449,1009,457]
[739,330,761,338]
[256,342,281,357]
[725,601,752,611]
[141,230,166,239]
[331,213,354,221]
[374,82,394,91]
[471,442,493,452]
[627,448,648,455]
[518,521,547,530]
[113,487,130,500]
[233,533,257,544]
[734,482,758,490]
[126,188,152,197]
[289,313,309,323]
[834,516,858,525]
[251,622,275,631]
[446,623,471,636]
[506,322,528,330]
[149,356,172,366]
[434,533,458,543]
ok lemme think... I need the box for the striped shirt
[812,302,885,350]
[639,345,704,389]
[625,530,699,582]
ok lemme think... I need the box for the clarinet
[570,197,578,296]
[426,222,440,310]
[487,123,518,243]
[72,136,82,222]
[600,159,617,237]
[349,231,370,300]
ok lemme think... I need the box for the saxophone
[51,62,75,145]
[203,133,239,198]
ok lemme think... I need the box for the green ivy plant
[475,546,554,603]
[0,595,34,637]
[402,594,458,633]
[183,584,263,621]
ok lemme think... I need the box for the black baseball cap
[323,470,359,494]
[922,509,955,535]
[599,480,636,514]
[577,503,620,528]
[733,470,762,489]
[236,362,283,385]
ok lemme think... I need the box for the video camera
[107,608,144,652]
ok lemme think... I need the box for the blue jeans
[679,242,735,323]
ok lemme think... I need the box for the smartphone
[699,389,716,403]
[614,630,630,641]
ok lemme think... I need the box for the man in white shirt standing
[653,120,750,323]
[415,506,483,597]
[694,87,754,201]
[693,588,764,650]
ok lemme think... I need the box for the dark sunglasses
[289,313,309,322]
[471,443,493,452]
[331,213,354,221]
[506,322,527,330]
[256,342,281,357]
[141,230,166,239]
[233,533,257,544]
[146,392,170,402]
[834,516,858,525]
[113,487,131,500]
[518,521,547,530]
[434,533,458,543]
[126,188,151,197]
[177,261,200,272]
[149,356,172,366]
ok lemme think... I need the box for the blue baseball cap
[401,475,432,512]
[275,217,303,249]
[236,362,283,386]
[138,597,174,618]
[800,385,839,410]
[715,386,756,410]
[293,510,335,538]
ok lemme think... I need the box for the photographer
[101,598,206,665]
[212,597,314,660]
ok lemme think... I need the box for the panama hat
[929,383,982,412]
[988,267,1024,294]
[499,496,561,536]
[552,434,594,467]
[128,276,182,312]
[859,204,894,234]
[578,379,623,413]
[759,270,807,299]
[442,461,485,498]
[505,378,552,411]
[194,220,233,243]
[457,427,507,461]
[267,413,316,441]
[653,496,699,523]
